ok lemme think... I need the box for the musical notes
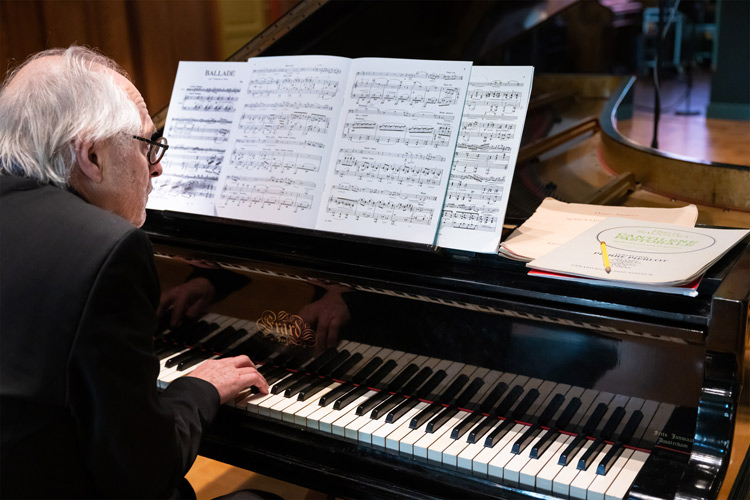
[149,57,534,250]
[326,195,434,225]
[219,175,316,213]
[435,65,534,251]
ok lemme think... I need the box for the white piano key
[587,448,635,500]
[487,423,531,481]
[357,412,389,446]
[334,392,378,438]
[414,410,471,462]
[470,420,517,478]
[569,443,612,499]
[604,450,649,500]
[291,383,340,426]
[535,434,574,493]
[382,404,427,451]
[519,433,570,489]
[502,432,545,485]
[552,438,595,497]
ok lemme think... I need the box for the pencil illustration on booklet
[600,240,611,273]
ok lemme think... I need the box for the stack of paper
[525,217,749,296]
[498,198,699,261]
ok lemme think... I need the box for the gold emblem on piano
[256,310,317,348]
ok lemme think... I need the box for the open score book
[147,56,533,253]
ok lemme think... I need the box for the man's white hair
[0,46,142,186]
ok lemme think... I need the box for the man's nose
[150,160,163,178]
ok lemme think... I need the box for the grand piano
[145,1,750,498]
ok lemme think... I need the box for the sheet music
[214,56,350,228]
[316,58,472,244]
[149,61,248,215]
[149,57,531,252]
[435,66,534,253]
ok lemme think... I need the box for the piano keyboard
[155,313,674,500]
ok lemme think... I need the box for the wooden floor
[186,71,750,499]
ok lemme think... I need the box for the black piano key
[330,352,364,379]
[467,415,500,444]
[537,393,566,427]
[510,388,540,420]
[595,410,645,476]
[454,377,485,408]
[618,410,644,444]
[398,366,433,397]
[165,347,201,368]
[558,434,587,466]
[298,377,335,401]
[494,384,524,417]
[450,412,483,440]
[329,359,398,409]
[371,394,406,419]
[577,437,607,470]
[426,407,459,433]
[414,369,446,399]
[203,326,238,352]
[356,363,420,416]
[478,381,509,413]
[385,396,420,423]
[301,347,340,374]
[511,425,542,455]
[313,349,352,377]
[529,428,559,459]
[319,383,355,407]
[362,358,398,388]
[264,367,292,386]
[410,402,444,429]
[554,396,582,431]
[272,348,340,394]
[182,322,220,345]
[289,350,357,398]
[177,350,213,371]
[600,406,626,441]
[271,371,306,395]
[582,402,609,436]
[385,363,420,392]
[350,357,383,385]
[332,385,369,410]
[356,390,390,416]
[466,384,523,443]
[155,343,184,359]
[511,392,566,455]
[483,418,516,447]
[596,442,626,475]
[438,374,470,404]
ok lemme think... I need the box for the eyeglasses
[132,135,169,165]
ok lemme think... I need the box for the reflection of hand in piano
[296,282,353,349]
[158,276,216,328]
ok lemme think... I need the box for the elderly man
[0,46,269,498]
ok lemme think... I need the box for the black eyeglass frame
[132,135,169,165]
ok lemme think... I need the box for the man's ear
[74,139,104,183]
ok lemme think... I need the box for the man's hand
[186,355,269,404]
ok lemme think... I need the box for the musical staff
[326,195,434,225]
[239,110,331,137]
[219,175,316,213]
[333,153,443,187]
[180,86,240,113]
[230,147,323,175]
[246,77,340,100]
